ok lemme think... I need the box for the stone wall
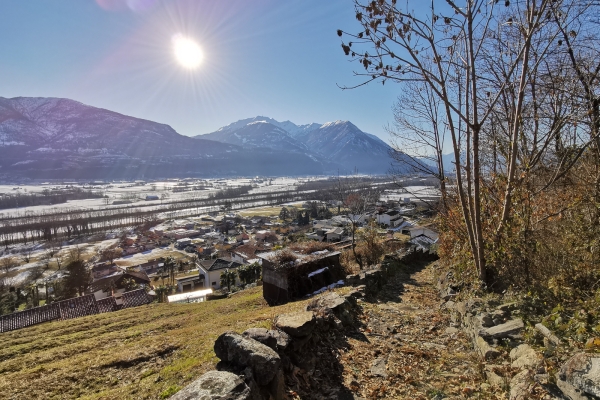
[171,247,438,399]
[438,274,600,399]
[171,289,365,400]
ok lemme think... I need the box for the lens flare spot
[172,34,204,69]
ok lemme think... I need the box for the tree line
[0,188,104,210]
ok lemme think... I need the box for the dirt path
[338,261,504,399]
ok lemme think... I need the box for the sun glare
[172,34,203,69]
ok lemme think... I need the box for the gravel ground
[336,261,507,399]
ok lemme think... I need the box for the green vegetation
[0,287,310,399]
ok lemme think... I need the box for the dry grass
[0,287,310,400]
[288,241,335,254]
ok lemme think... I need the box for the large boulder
[275,311,316,337]
[559,352,600,397]
[270,329,291,351]
[242,328,278,351]
[306,292,353,325]
[170,370,255,400]
[214,332,281,386]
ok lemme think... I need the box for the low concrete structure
[258,250,344,304]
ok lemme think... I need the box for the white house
[376,210,404,227]
[197,258,243,289]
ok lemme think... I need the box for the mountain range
[0,96,398,179]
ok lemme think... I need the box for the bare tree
[0,256,18,275]
[99,246,122,264]
[388,79,448,208]
[68,245,83,263]
[337,176,381,269]
[338,0,576,283]
[54,251,65,270]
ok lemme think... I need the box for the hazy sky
[0,0,405,140]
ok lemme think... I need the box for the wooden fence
[0,290,153,333]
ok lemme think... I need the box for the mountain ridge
[197,117,396,174]
[0,97,400,179]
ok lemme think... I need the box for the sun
[172,34,204,69]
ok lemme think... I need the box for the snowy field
[0,176,330,217]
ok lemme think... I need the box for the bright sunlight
[172,34,203,69]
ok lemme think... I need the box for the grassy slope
[0,287,310,400]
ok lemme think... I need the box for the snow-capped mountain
[296,120,394,173]
[0,97,335,179]
[200,120,309,153]
[0,97,233,157]
[199,117,395,174]
[207,116,321,140]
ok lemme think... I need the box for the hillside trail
[337,261,505,399]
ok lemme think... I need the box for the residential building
[197,258,243,290]
[89,270,150,305]
[377,210,404,227]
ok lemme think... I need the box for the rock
[370,356,388,378]
[275,311,316,337]
[346,274,360,285]
[497,302,518,312]
[445,327,459,335]
[535,323,561,347]
[242,328,277,350]
[441,300,456,310]
[480,319,524,340]
[270,330,291,351]
[455,298,482,318]
[510,369,535,400]
[475,336,501,360]
[556,372,594,400]
[455,301,468,317]
[290,332,313,352]
[437,270,453,291]
[510,344,533,360]
[484,365,507,388]
[477,313,495,328]
[559,353,600,397]
[170,370,255,400]
[306,292,352,326]
[346,289,363,299]
[510,344,542,369]
[214,332,281,386]
[441,287,458,301]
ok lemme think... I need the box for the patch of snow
[310,280,344,296]
[307,267,328,278]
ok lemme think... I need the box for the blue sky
[0,0,403,140]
